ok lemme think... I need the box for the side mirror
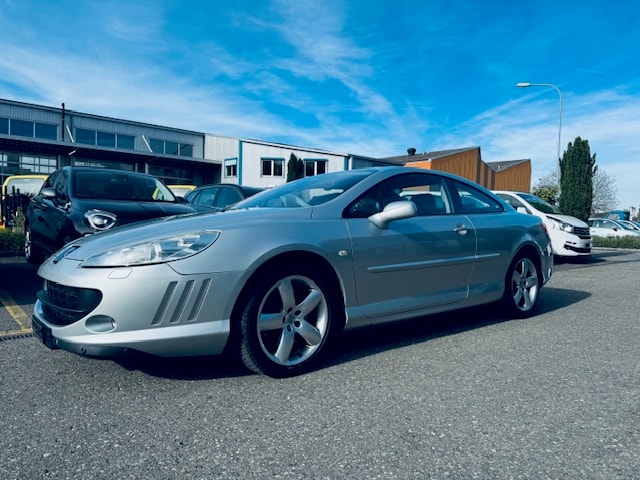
[40,187,57,199]
[516,206,529,214]
[369,201,417,229]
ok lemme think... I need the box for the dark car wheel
[503,255,541,317]
[239,265,339,378]
[24,227,44,264]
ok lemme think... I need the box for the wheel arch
[229,250,347,338]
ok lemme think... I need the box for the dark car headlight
[81,231,220,267]
[85,209,117,231]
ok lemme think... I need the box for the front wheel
[24,227,44,264]
[502,255,541,318]
[239,265,340,377]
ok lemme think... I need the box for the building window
[304,159,328,177]
[148,164,194,186]
[2,119,57,140]
[150,138,164,153]
[97,131,116,147]
[117,134,135,150]
[35,123,57,140]
[75,128,135,150]
[224,158,238,178]
[76,128,96,145]
[261,158,284,177]
[165,141,179,156]
[149,138,194,157]
[179,144,193,157]
[10,119,33,137]
[0,152,57,175]
[72,158,134,170]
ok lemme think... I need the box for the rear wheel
[239,265,340,377]
[24,227,44,264]
[503,255,541,317]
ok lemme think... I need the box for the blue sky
[1,0,639,210]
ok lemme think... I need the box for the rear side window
[448,181,504,214]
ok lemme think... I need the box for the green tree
[558,137,597,221]
[286,153,304,182]
[532,170,560,205]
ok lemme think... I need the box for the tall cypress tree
[558,137,597,221]
[286,153,304,182]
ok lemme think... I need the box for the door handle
[454,224,468,235]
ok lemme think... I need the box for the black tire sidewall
[238,264,340,378]
[503,255,540,318]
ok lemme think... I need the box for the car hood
[58,207,313,262]
[546,213,588,228]
[71,198,197,225]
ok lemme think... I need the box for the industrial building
[1,97,529,192]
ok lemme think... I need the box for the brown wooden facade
[383,147,532,192]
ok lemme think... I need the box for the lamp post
[516,82,563,164]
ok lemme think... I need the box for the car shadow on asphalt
[114,285,589,381]
[325,285,590,370]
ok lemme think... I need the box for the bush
[592,235,640,249]
[0,229,24,254]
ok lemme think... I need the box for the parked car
[24,166,197,264]
[618,219,640,231]
[1,174,48,229]
[32,167,553,377]
[588,217,640,238]
[493,191,591,257]
[167,184,196,198]
[184,183,265,210]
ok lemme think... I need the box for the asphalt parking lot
[1,251,639,479]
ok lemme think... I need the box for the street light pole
[516,82,563,164]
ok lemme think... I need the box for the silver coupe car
[33,167,553,377]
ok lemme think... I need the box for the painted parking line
[0,284,32,336]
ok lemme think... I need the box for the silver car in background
[33,167,553,377]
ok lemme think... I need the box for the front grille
[574,226,591,238]
[37,281,102,326]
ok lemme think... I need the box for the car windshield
[73,171,177,202]
[231,169,375,209]
[518,192,562,214]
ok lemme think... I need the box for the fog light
[85,315,116,333]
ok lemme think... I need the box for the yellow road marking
[0,284,32,335]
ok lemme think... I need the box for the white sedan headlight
[81,231,220,267]
[548,217,573,233]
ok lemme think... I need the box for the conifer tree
[286,153,304,182]
[558,137,597,221]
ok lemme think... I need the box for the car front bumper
[33,258,240,358]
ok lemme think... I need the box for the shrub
[592,235,640,249]
[0,229,24,254]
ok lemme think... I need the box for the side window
[42,171,59,190]
[345,188,381,218]
[449,180,504,214]
[195,188,218,207]
[344,173,451,218]
[52,171,69,204]
[498,194,527,212]
[215,188,242,208]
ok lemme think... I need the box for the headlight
[85,209,117,231]
[560,222,573,233]
[81,231,220,267]
[548,217,573,233]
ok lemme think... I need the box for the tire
[239,265,340,378]
[24,227,44,265]
[502,254,541,318]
